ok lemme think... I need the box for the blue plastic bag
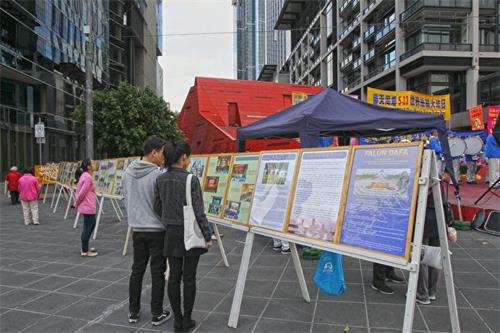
[313,251,346,295]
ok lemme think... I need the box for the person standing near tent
[74,159,98,257]
[465,153,479,184]
[5,166,22,205]
[122,136,171,326]
[371,263,405,294]
[428,132,443,176]
[18,169,41,225]
[154,139,213,332]
[485,123,500,188]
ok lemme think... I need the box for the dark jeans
[81,214,96,252]
[129,231,166,317]
[167,255,200,321]
[10,191,19,204]
[373,263,396,286]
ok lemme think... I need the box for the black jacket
[154,167,212,242]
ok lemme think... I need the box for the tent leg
[291,242,310,303]
[73,211,80,229]
[53,186,64,213]
[93,196,105,240]
[228,232,254,328]
[213,224,229,267]
[122,226,132,256]
[64,189,74,220]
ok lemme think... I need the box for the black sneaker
[272,245,282,251]
[128,311,140,324]
[152,310,172,326]
[281,248,291,255]
[386,272,405,284]
[416,297,431,305]
[371,284,394,295]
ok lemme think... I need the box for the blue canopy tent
[237,88,457,185]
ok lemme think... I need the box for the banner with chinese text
[367,87,451,121]
[468,105,484,130]
[487,106,500,134]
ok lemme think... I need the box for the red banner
[468,105,484,130]
[487,105,500,134]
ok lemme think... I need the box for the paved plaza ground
[0,191,499,333]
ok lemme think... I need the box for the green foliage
[74,82,182,158]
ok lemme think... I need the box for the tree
[74,82,182,158]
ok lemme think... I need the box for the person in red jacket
[18,169,41,225]
[5,166,22,205]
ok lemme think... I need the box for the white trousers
[21,200,39,225]
[488,158,500,187]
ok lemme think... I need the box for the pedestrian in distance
[122,136,171,327]
[485,122,500,188]
[74,158,98,257]
[371,263,405,295]
[5,166,22,204]
[18,169,41,225]
[154,140,213,333]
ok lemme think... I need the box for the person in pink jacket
[18,169,41,225]
[74,158,98,257]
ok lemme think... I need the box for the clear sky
[158,0,234,112]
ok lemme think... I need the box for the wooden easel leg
[291,242,310,302]
[122,226,132,256]
[213,224,229,267]
[228,232,254,328]
[115,200,124,218]
[431,154,461,332]
[110,198,122,222]
[64,190,74,220]
[73,211,80,229]
[92,196,105,240]
[50,184,58,208]
[53,186,64,213]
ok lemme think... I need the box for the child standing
[18,169,41,225]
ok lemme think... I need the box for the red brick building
[178,77,324,154]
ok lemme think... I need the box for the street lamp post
[84,2,94,159]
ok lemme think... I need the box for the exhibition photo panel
[222,154,260,225]
[288,148,351,242]
[249,150,299,232]
[188,155,210,182]
[202,154,233,218]
[337,143,423,261]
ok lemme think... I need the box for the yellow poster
[292,92,309,105]
[367,87,451,121]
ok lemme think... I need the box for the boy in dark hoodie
[122,136,171,326]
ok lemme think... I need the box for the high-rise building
[0,0,163,174]
[260,0,499,129]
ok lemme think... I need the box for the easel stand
[53,184,71,213]
[227,150,460,332]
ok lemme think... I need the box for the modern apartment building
[0,0,162,174]
[261,0,499,129]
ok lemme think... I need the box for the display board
[336,143,423,260]
[287,148,350,242]
[96,159,109,194]
[249,150,299,231]
[64,162,77,187]
[188,155,209,181]
[222,154,260,225]
[110,159,126,197]
[57,162,67,183]
[202,154,233,217]
[93,160,101,184]
[102,159,118,195]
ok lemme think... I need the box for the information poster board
[96,159,109,194]
[64,163,77,187]
[111,159,126,197]
[57,162,67,183]
[222,154,260,225]
[188,155,209,182]
[249,151,299,231]
[102,160,118,195]
[337,143,423,260]
[287,148,350,242]
[202,154,233,218]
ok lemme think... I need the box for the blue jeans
[81,214,96,252]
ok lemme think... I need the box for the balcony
[479,44,499,52]
[400,0,472,23]
[364,59,395,81]
[362,0,377,16]
[400,43,472,61]
[341,54,354,70]
[274,0,307,30]
[353,57,362,70]
[350,37,361,51]
[339,13,361,40]
[363,25,376,41]
[364,48,376,63]
[375,19,395,44]
[340,0,360,17]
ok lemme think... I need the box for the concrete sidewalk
[0,191,498,332]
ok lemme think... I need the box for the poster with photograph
[202,154,233,218]
[222,154,259,224]
[58,162,68,183]
[188,155,209,180]
[102,160,118,195]
[288,149,350,242]
[92,160,101,184]
[111,159,126,197]
[65,163,77,187]
[338,144,422,259]
[96,160,109,194]
[249,151,299,231]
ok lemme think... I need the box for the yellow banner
[367,87,451,121]
[292,92,309,105]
